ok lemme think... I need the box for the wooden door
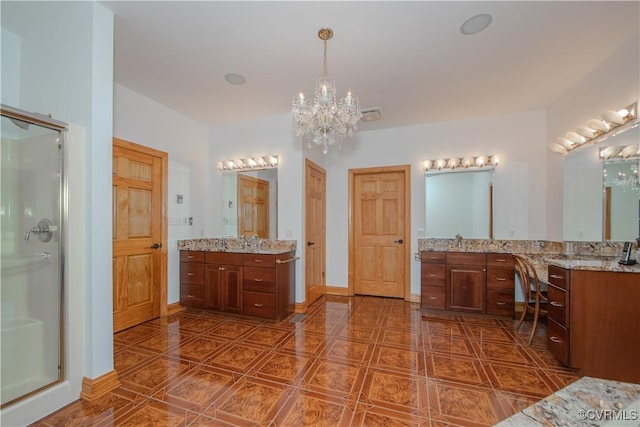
[113,138,167,332]
[305,159,326,305]
[238,174,269,238]
[350,166,410,299]
[447,265,486,312]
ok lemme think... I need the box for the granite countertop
[177,238,296,255]
[546,258,640,274]
[496,376,640,426]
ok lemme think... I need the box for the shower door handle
[24,219,55,242]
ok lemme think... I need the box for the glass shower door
[1,109,64,407]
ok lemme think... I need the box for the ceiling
[40,2,640,130]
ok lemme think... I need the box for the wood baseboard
[514,301,524,314]
[80,370,120,402]
[409,293,421,303]
[325,286,349,296]
[167,302,185,316]
[294,301,307,314]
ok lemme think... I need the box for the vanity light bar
[599,144,640,159]
[218,155,279,171]
[549,102,638,155]
[423,155,499,172]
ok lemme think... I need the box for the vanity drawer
[205,252,243,266]
[447,252,486,266]
[547,318,569,367]
[243,291,276,318]
[486,267,515,290]
[180,262,204,285]
[244,254,276,268]
[486,290,514,316]
[547,283,568,326]
[487,254,514,267]
[243,267,276,293]
[180,284,205,308]
[180,251,204,263]
[548,265,570,290]
[421,286,446,310]
[421,264,446,286]
[421,251,446,264]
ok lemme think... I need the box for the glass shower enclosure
[1,105,65,407]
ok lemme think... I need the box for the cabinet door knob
[219,267,226,271]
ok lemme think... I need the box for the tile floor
[30,295,580,426]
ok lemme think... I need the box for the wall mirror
[425,168,494,239]
[563,125,639,242]
[222,169,277,238]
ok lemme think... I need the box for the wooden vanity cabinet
[547,265,640,383]
[180,250,296,321]
[420,251,446,309]
[447,253,486,313]
[486,254,516,316]
[204,252,243,314]
[421,251,514,317]
[179,251,205,308]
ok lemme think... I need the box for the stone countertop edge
[545,258,640,273]
[495,376,640,426]
[177,238,297,255]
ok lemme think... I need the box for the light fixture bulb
[475,155,488,166]
[461,157,474,168]
[447,158,460,168]
[435,159,446,169]
[423,160,433,170]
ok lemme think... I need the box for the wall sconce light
[218,154,279,171]
[599,144,639,159]
[423,155,499,172]
[549,102,638,155]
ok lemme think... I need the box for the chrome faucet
[455,234,463,248]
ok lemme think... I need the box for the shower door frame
[0,104,67,408]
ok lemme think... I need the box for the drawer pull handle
[219,267,226,271]
[429,274,438,277]
[254,278,264,282]
[495,277,507,281]
[186,273,195,276]
[276,256,300,264]
[428,256,438,260]
[496,302,506,306]
[549,336,561,343]
[254,303,264,307]
[253,259,263,263]
[549,274,563,279]
[429,296,438,300]
[187,256,195,259]
[187,294,195,298]
[495,258,507,262]
[550,301,564,307]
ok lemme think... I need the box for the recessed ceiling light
[225,73,246,85]
[460,13,493,35]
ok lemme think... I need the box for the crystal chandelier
[292,28,362,154]
[613,163,639,192]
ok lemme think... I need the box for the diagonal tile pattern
[30,295,580,426]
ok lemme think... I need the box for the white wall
[0,3,113,425]
[113,84,211,304]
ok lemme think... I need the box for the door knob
[151,243,162,249]
[394,239,404,244]
[307,241,315,246]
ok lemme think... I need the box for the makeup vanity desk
[544,258,640,384]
